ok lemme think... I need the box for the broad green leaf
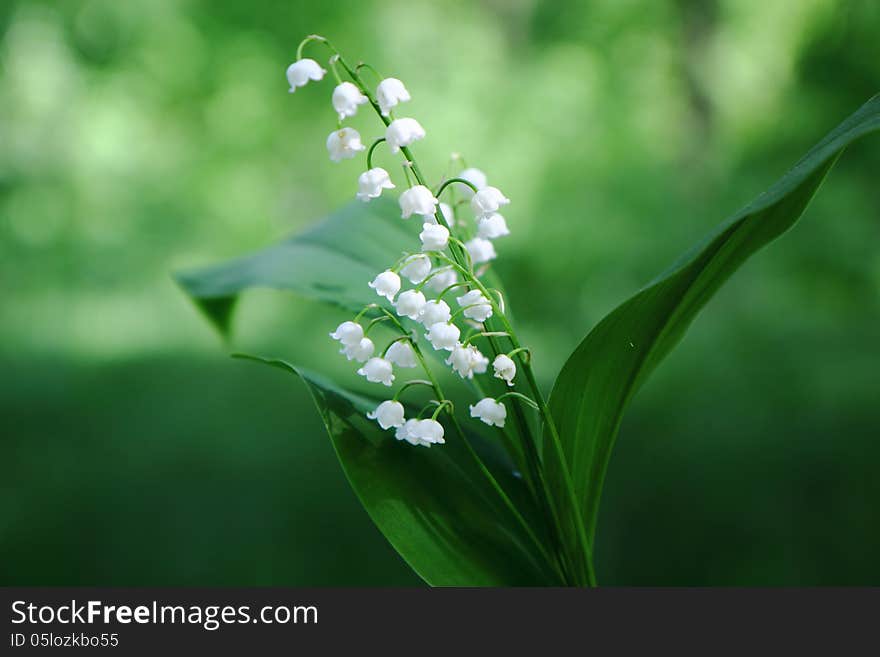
[237,355,563,586]
[547,94,880,546]
[175,197,417,337]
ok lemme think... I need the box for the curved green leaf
[175,197,417,337]
[547,93,880,546]
[236,355,562,586]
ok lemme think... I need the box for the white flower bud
[357,167,395,202]
[420,223,449,251]
[477,213,510,239]
[286,58,326,92]
[329,321,364,346]
[368,270,401,301]
[471,186,510,217]
[426,322,460,351]
[465,237,497,264]
[332,81,368,120]
[395,418,435,447]
[395,289,427,320]
[456,289,493,322]
[326,127,366,163]
[399,185,438,219]
[357,357,395,386]
[399,254,432,284]
[386,118,425,153]
[446,343,489,379]
[411,418,445,445]
[458,168,488,198]
[469,398,507,428]
[493,354,516,386]
[341,337,374,362]
[425,268,457,293]
[418,299,451,326]
[376,78,411,116]
[367,400,405,429]
[385,341,418,368]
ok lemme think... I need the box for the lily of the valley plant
[178,35,880,586]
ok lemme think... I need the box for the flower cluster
[289,37,530,447]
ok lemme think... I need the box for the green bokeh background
[2,0,878,585]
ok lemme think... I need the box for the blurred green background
[2,0,879,586]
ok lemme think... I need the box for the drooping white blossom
[477,213,510,239]
[341,337,374,362]
[458,168,488,198]
[367,400,405,429]
[326,127,366,162]
[386,118,425,153]
[425,268,458,293]
[456,289,493,322]
[469,398,507,428]
[286,58,326,92]
[418,299,451,326]
[411,419,445,445]
[357,167,395,202]
[376,78,411,116]
[395,290,427,320]
[446,343,489,379]
[368,270,401,301]
[357,357,395,386]
[385,340,418,368]
[420,223,449,251]
[470,186,510,217]
[329,321,364,346]
[399,185,438,219]
[465,237,497,264]
[332,81,368,120]
[399,254,432,284]
[395,418,437,447]
[493,354,516,386]
[426,322,460,351]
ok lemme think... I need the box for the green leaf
[174,197,418,337]
[547,93,880,546]
[235,355,563,586]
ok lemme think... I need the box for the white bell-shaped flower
[332,81,368,120]
[465,237,497,264]
[425,268,457,293]
[446,343,489,379]
[426,322,460,351]
[477,213,510,239]
[341,337,374,362]
[329,321,364,346]
[367,400,406,429]
[418,299,451,326]
[395,418,432,447]
[423,202,453,226]
[456,289,493,322]
[399,254,431,284]
[286,58,326,92]
[395,290,427,320]
[420,223,449,251]
[471,186,510,217]
[368,270,401,301]
[469,398,507,428]
[411,418,445,445]
[493,354,516,386]
[458,168,488,197]
[385,340,418,368]
[399,185,438,219]
[357,168,395,202]
[386,118,425,153]
[376,78,411,116]
[357,357,395,386]
[326,127,366,163]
